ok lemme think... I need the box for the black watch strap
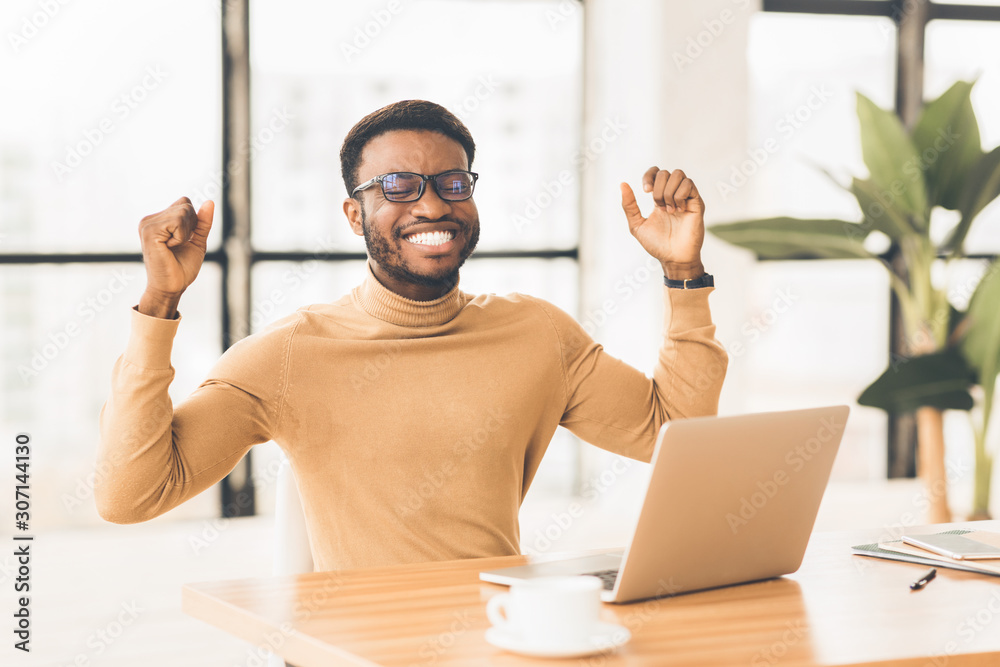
[663,273,714,289]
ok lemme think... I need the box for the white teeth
[405,231,455,246]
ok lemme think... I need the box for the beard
[360,201,480,291]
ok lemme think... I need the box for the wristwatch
[663,273,714,289]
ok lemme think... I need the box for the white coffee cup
[486,575,603,648]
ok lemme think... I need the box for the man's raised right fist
[137,197,214,319]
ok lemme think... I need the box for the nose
[409,181,454,219]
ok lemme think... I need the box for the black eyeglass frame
[351,170,479,202]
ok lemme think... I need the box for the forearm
[651,285,728,421]
[96,309,185,522]
[562,166,720,456]
[552,282,727,462]
[97,361,184,522]
[95,308,269,523]
[97,372,256,523]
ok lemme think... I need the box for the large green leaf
[912,81,982,211]
[850,177,914,240]
[946,146,1000,254]
[960,261,1000,426]
[858,347,976,413]
[857,92,928,227]
[708,218,872,260]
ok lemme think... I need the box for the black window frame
[1,0,582,518]
[760,0,1000,477]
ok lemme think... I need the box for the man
[97,100,727,572]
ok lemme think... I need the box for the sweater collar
[354,260,465,327]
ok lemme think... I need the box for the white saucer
[485,622,631,658]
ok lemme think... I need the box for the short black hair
[340,100,476,196]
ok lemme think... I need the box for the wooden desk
[183,521,1000,666]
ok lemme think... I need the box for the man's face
[344,129,480,299]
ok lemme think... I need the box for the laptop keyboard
[585,569,620,590]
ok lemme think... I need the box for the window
[247,0,585,512]
[743,12,897,479]
[0,0,584,526]
[0,0,221,528]
[750,0,1000,480]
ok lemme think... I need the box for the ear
[343,197,364,237]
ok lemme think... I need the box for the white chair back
[269,453,313,667]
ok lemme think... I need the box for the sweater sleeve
[541,286,728,463]
[95,307,291,523]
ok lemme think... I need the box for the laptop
[480,405,849,603]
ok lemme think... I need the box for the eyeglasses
[351,170,479,202]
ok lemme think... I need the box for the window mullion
[220,0,255,519]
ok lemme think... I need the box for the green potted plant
[709,81,1000,521]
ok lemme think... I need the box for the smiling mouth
[404,230,456,247]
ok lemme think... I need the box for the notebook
[852,529,1000,577]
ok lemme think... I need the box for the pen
[910,568,937,591]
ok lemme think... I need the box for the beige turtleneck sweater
[97,262,727,572]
